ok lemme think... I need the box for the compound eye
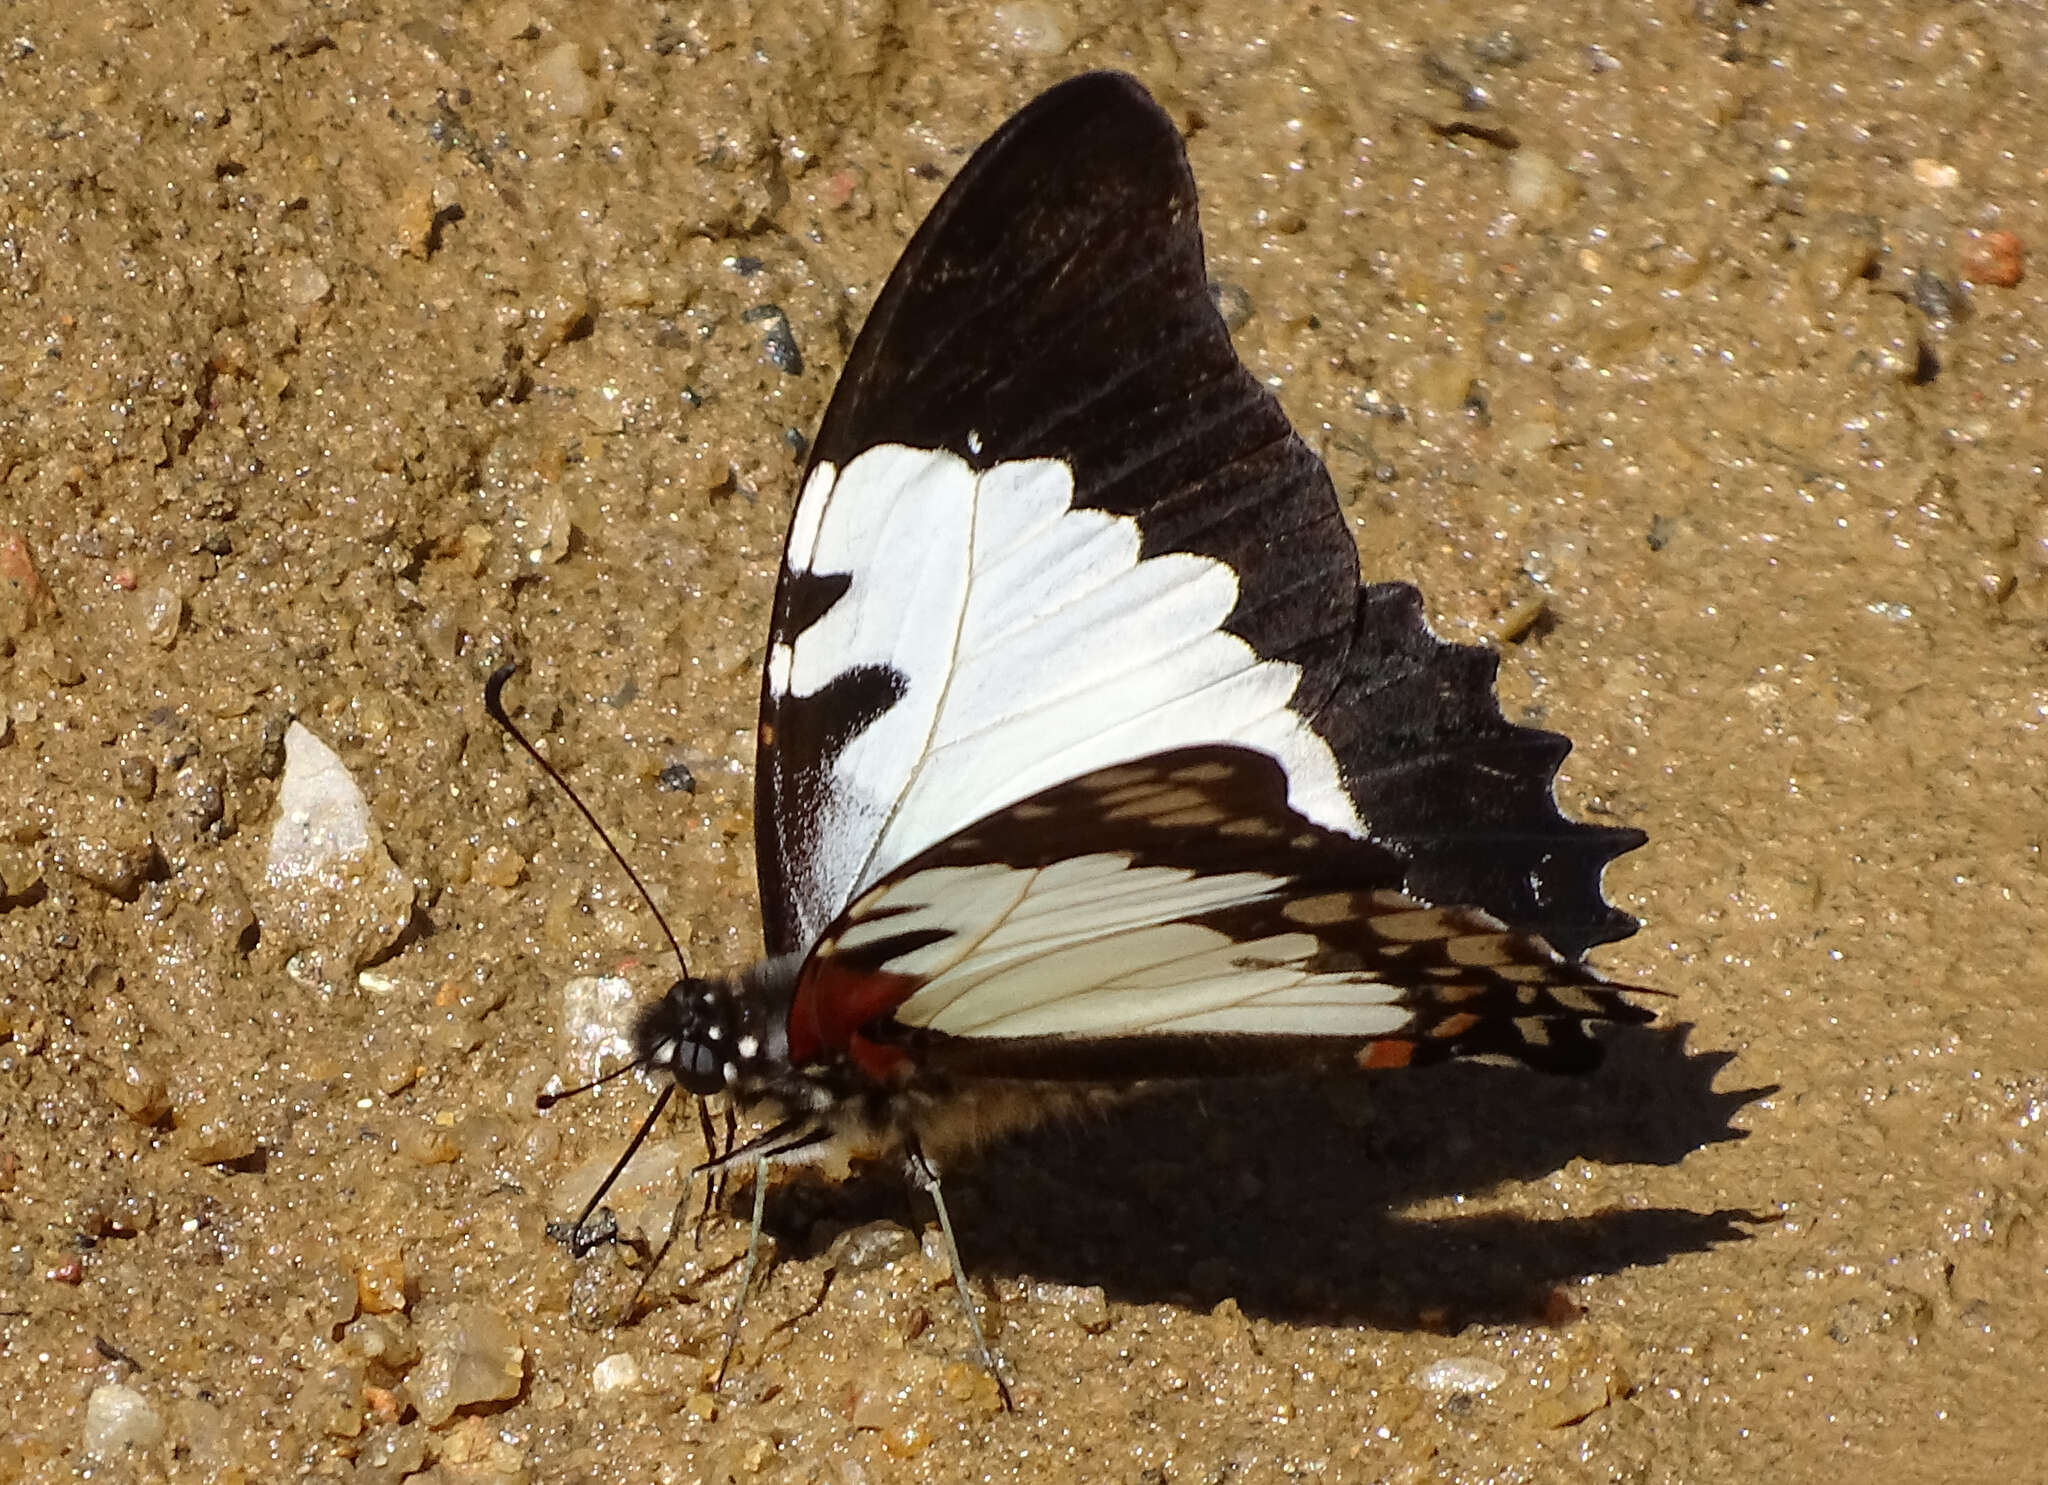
[672,1039,724,1097]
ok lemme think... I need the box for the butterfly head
[629,958,801,1097]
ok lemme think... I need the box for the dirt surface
[3,2,2045,1481]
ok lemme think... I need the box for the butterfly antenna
[483,663,691,978]
[536,1056,651,1111]
[558,1084,675,1256]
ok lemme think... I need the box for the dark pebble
[743,305,803,375]
[1208,281,1254,333]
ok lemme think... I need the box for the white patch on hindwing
[837,855,1411,1042]
[776,444,1364,940]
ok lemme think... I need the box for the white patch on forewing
[765,642,794,697]
[779,445,1362,939]
[840,856,1408,1041]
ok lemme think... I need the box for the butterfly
[513,69,1649,1401]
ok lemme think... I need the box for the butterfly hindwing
[783,747,1650,1081]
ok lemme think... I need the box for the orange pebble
[1960,229,2024,287]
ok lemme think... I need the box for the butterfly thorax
[629,956,906,1152]
[631,955,1094,1171]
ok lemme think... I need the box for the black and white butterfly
[522,70,1648,1395]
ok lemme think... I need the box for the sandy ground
[2,2,2045,1481]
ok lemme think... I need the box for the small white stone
[1910,156,1959,190]
[592,1352,641,1393]
[84,1383,164,1458]
[991,0,1073,55]
[280,257,332,308]
[1029,1280,1111,1333]
[529,40,599,117]
[1505,149,1577,220]
[1416,1356,1507,1394]
[267,723,375,880]
[559,974,639,1082]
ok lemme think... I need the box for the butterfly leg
[696,1115,832,1392]
[712,1156,770,1391]
[623,1159,700,1325]
[904,1141,1014,1410]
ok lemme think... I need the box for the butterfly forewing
[755,72,1642,972]
[784,747,1649,1080]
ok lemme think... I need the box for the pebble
[1,529,54,641]
[1959,229,2024,288]
[742,304,803,375]
[1028,1280,1111,1334]
[558,974,639,1082]
[1506,148,1578,221]
[267,723,375,873]
[259,721,414,983]
[551,1137,688,1247]
[83,1383,164,1458]
[827,1219,919,1274]
[991,0,1073,55]
[133,586,183,647]
[1416,1356,1507,1394]
[592,1351,641,1393]
[279,256,332,309]
[50,800,159,901]
[105,1059,170,1124]
[352,1422,427,1485]
[406,1303,525,1427]
[1909,157,1959,190]
[1208,281,1254,333]
[529,40,600,118]
[355,1243,411,1314]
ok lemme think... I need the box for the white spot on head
[705,1024,723,1041]
[766,641,794,696]
[651,1039,677,1066]
[967,429,984,456]
[737,1035,759,1058]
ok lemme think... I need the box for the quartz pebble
[1029,1280,1111,1333]
[1416,1356,1507,1394]
[267,723,376,871]
[407,1303,525,1427]
[827,1219,919,1274]
[992,1,1073,55]
[259,722,414,984]
[558,974,638,1082]
[1506,148,1577,221]
[84,1383,164,1458]
[592,1351,641,1393]
[530,40,599,117]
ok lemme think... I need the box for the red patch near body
[787,958,922,1072]
[1360,1039,1416,1069]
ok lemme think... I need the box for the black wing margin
[761,71,1642,962]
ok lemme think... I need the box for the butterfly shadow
[769,1021,1769,1331]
